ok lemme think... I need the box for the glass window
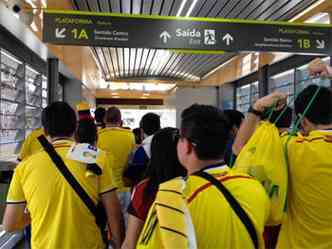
[0,49,25,158]
[0,49,48,159]
[269,69,295,103]
[236,81,258,114]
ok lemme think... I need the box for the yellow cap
[76,102,90,112]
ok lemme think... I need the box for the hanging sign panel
[43,10,332,55]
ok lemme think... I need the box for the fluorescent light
[30,21,38,32]
[143,93,150,96]
[186,0,199,17]
[111,92,119,95]
[271,69,294,79]
[41,0,47,8]
[25,0,37,8]
[176,0,188,17]
[305,12,329,24]
[202,56,236,79]
[290,0,325,22]
[113,96,120,98]
[1,50,22,64]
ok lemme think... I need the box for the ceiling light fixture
[186,0,199,17]
[176,0,188,17]
[289,0,325,22]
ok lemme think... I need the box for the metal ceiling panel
[269,0,313,20]
[280,0,318,20]
[109,0,121,12]
[246,1,277,19]
[229,0,256,18]
[160,0,176,16]
[168,0,186,16]
[141,0,154,14]
[132,0,142,14]
[191,0,210,17]
[257,0,291,20]
[120,0,131,14]
[221,0,244,18]
[236,0,266,19]
[72,0,322,82]
[151,0,165,15]
[207,0,230,17]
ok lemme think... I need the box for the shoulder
[132,179,149,198]
[185,170,265,200]
[29,128,44,138]
[15,150,49,172]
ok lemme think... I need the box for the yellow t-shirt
[18,128,45,161]
[277,130,332,249]
[97,127,135,191]
[138,166,270,249]
[7,139,115,249]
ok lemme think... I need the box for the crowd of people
[2,58,332,249]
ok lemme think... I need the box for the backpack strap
[37,135,99,222]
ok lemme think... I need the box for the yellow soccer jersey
[277,130,332,249]
[138,166,270,249]
[18,128,45,161]
[7,139,115,249]
[97,127,135,191]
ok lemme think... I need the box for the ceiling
[71,0,320,83]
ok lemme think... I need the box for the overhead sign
[43,10,332,55]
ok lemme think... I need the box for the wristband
[248,106,263,117]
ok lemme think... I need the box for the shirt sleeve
[98,151,117,194]
[124,146,149,184]
[6,165,26,204]
[127,180,155,221]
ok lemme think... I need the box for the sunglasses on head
[172,129,198,147]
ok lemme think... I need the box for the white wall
[165,86,218,127]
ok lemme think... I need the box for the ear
[301,117,313,134]
[179,137,192,155]
[185,138,194,155]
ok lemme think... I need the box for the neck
[278,128,288,133]
[107,123,120,127]
[50,136,72,142]
[187,159,224,175]
[309,124,332,132]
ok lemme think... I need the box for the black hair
[143,127,186,202]
[42,102,77,138]
[106,106,121,124]
[295,85,332,125]
[261,107,293,128]
[41,106,49,134]
[140,113,161,136]
[75,119,97,145]
[94,107,106,128]
[223,110,245,129]
[133,128,142,145]
[181,104,231,160]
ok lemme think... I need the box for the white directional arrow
[160,31,171,44]
[55,28,66,39]
[316,40,325,49]
[222,33,234,46]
